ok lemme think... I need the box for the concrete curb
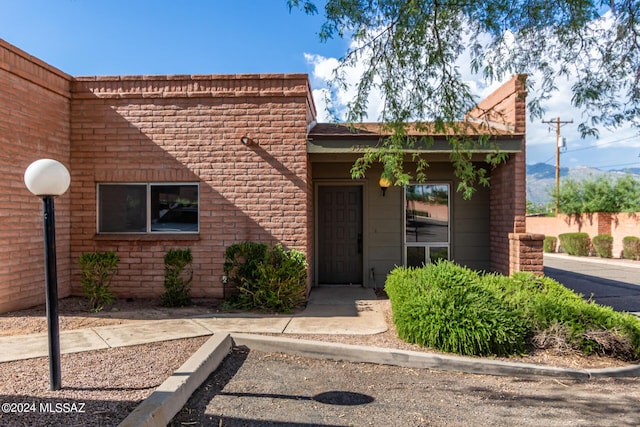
[230,333,640,380]
[118,333,232,427]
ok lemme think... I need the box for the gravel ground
[170,348,640,427]
[0,336,208,427]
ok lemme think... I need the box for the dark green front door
[318,185,363,284]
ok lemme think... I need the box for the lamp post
[24,159,70,391]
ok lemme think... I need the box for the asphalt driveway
[543,254,640,314]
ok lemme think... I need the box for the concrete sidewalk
[0,286,388,363]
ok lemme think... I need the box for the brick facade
[0,40,72,313]
[70,74,314,298]
[484,75,544,275]
[0,39,540,313]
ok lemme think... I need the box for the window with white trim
[98,183,199,233]
[404,183,450,267]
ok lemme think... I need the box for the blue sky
[1,0,639,171]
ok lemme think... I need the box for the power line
[565,135,638,154]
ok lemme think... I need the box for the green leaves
[557,175,640,214]
[78,251,119,312]
[291,1,640,196]
[558,232,591,256]
[162,248,193,307]
[223,242,307,313]
[386,261,640,360]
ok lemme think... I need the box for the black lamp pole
[42,195,61,391]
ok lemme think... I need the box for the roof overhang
[307,135,524,154]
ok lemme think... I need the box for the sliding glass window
[98,183,199,233]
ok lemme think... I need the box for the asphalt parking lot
[169,347,640,427]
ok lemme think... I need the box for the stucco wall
[527,213,640,258]
[311,160,492,286]
[0,40,72,313]
[70,74,314,298]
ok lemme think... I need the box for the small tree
[162,248,193,307]
[79,251,119,312]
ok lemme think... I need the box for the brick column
[509,233,544,275]
[596,212,612,236]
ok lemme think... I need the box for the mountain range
[526,163,640,205]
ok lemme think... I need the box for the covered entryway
[317,185,363,285]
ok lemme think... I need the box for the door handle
[357,233,363,254]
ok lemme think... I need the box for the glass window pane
[429,246,449,263]
[406,247,426,268]
[99,185,146,232]
[151,185,199,232]
[405,184,449,243]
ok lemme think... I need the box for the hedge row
[543,233,640,260]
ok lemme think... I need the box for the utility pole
[543,117,573,215]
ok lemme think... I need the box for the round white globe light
[24,159,71,197]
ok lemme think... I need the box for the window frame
[403,182,451,267]
[97,182,200,234]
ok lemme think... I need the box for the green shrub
[223,241,268,297]
[592,234,613,258]
[558,232,591,256]
[622,236,640,260]
[162,248,193,307]
[385,261,529,357]
[543,236,557,253]
[79,251,119,312]
[223,242,307,313]
[385,262,640,360]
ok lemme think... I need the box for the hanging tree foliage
[289,0,640,198]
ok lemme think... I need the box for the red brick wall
[0,40,72,312]
[467,74,528,134]
[487,75,543,275]
[70,74,314,299]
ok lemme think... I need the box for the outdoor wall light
[24,158,71,391]
[240,136,255,146]
[379,175,391,197]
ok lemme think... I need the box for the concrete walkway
[0,286,388,363]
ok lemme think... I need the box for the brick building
[0,39,542,313]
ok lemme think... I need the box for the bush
[79,251,119,312]
[592,234,614,258]
[385,261,529,357]
[543,236,557,253]
[162,248,193,307]
[385,261,640,360]
[623,236,640,260]
[223,242,307,313]
[558,232,591,256]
